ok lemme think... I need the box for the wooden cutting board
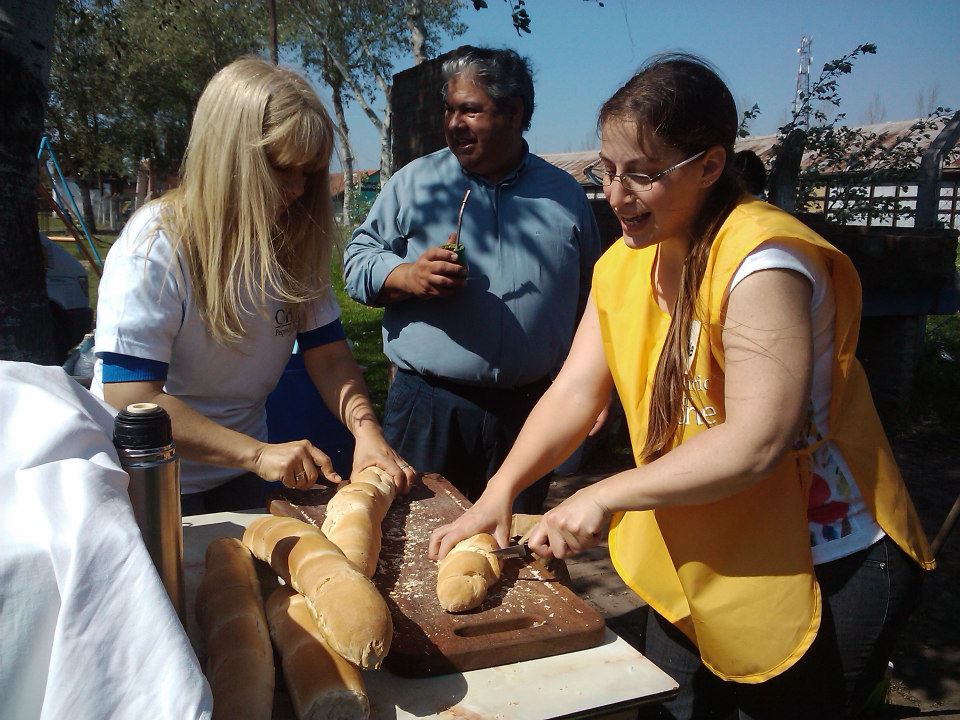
[269,473,605,678]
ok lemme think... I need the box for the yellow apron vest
[595,198,934,684]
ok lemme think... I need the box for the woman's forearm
[104,381,263,471]
[585,418,795,515]
[159,395,266,470]
[488,294,615,499]
[302,341,382,438]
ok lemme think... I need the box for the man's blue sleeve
[342,176,406,306]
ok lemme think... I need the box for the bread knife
[490,541,534,561]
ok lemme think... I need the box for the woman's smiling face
[598,118,710,251]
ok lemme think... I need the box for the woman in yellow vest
[430,53,933,718]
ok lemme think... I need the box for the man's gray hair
[441,46,535,130]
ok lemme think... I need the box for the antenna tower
[793,35,813,129]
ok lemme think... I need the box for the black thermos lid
[113,403,173,450]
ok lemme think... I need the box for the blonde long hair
[599,54,743,463]
[158,56,335,344]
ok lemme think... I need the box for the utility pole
[770,36,813,212]
[793,35,813,130]
[267,0,278,64]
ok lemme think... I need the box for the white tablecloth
[0,362,212,720]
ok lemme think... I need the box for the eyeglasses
[584,150,706,193]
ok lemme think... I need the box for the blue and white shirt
[344,145,601,388]
[92,204,343,493]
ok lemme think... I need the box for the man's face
[444,76,522,182]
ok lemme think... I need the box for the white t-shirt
[92,205,340,494]
[730,243,885,564]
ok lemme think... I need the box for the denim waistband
[397,368,551,402]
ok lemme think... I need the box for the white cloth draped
[0,361,211,720]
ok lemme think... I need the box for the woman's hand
[253,440,341,490]
[351,430,416,495]
[429,484,515,560]
[526,486,611,559]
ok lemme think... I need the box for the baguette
[266,586,369,720]
[321,466,396,577]
[243,515,317,585]
[436,533,503,612]
[195,538,274,720]
[242,515,393,668]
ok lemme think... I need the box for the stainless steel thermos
[113,402,185,621]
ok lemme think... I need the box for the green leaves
[764,41,956,223]
[48,0,267,183]
[114,0,266,171]
[509,1,532,35]
[738,103,760,139]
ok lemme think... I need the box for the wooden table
[184,511,678,720]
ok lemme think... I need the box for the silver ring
[398,463,410,470]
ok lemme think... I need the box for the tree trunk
[332,85,355,226]
[0,0,58,364]
[135,157,149,210]
[324,47,355,226]
[379,83,393,183]
[405,0,427,65]
[77,176,97,234]
[768,128,806,213]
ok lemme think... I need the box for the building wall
[391,51,454,172]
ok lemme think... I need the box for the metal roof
[334,117,957,198]
[540,117,960,186]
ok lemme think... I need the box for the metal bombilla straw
[454,188,471,249]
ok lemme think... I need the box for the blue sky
[315,0,960,171]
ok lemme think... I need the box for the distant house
[541,117,960,232]
[329,169,380,221]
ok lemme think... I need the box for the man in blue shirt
[343,46,601,511]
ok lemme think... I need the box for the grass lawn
[914,313,960,431]
[330,235,389,414]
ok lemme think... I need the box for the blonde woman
[430,54,932,717]
[93,58,414,514]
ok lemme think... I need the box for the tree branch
[288,3,384,132]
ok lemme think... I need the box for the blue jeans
[383,369,552,513]
[638,535,923,720]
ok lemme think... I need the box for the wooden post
[768,128,807,213]
[916,110,960,229]
[931,492,960,559]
